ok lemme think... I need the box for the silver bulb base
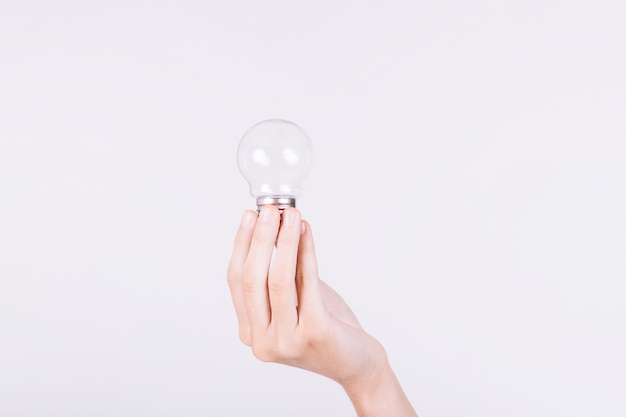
[256,196,296,211]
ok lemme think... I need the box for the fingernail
[301,222,306,235]
[240,211,255,228]
[259,207,273,223]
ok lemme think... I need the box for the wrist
[341,359,417,417]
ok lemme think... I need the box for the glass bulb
[237,119,312,209]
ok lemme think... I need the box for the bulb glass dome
[237,119,312,207]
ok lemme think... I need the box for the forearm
[342,360,418,417]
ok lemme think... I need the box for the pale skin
[227,206,418,416]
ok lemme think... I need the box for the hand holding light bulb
[228,120,418,416]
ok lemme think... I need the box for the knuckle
[305,330,324,347]
[250,334,304,363]
[251,344,276,362]
[302,319,329,346]
[252,227,278,245]
[251,232,267,245]
[226,267,240,287]
[241,277,260,293]
[267,276,290,293]
[277,232,298,247]
[273,329,305,359]
[267,261,295,292]
[274,339,302,360]
[241,266,263,293]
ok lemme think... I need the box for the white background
[1,1,625,416]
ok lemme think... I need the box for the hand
[227,206,418,416]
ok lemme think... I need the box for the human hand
[227,206,417,416]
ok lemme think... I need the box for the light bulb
[237,119,312,210]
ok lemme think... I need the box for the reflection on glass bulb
[237,119,312,209]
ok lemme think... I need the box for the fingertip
[299,221,317,255]
[301,219,313,234]
[291,207,303,217]
[283,207,300,217]
[259,205,280,223]
[282,207,301,226]
[240,210,257,228]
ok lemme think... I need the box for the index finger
[226,210,258,344]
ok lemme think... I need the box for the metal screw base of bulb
[256,196,296,211]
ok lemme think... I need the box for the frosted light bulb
[237,119,312,210]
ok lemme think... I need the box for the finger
[226,210,258,344]
[268,207,301,331]
[295,220,325,321]
[242,205,280,335]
